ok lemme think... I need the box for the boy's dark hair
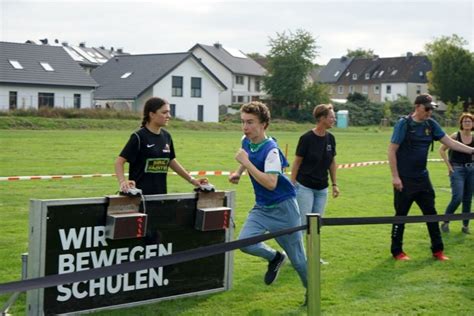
[240,101,271,127]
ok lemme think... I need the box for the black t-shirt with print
[295,130,336,190]
[119,127,176,195]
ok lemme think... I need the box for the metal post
[306,214,321,316]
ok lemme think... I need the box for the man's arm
[388,143,403,191]
[235,149,278,190]
[290,156,303,184]
[440,135,474,155]
[329,158,340,198]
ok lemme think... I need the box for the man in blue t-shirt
[388,94,474,261]
[229,102,307,301]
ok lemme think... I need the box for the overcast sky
[1,0,472,64]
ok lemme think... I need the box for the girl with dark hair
[115,97,207,195]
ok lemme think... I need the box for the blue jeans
[238,198,307,287]
[296,182,328,225]
[444,165,474,227]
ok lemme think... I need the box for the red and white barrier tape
[0,159,444,182]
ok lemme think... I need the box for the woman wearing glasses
[440,113,474,234]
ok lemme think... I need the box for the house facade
[189,43,266,106]
[320,53,431,104]
[91,53,226,122]
[0,41,97,110]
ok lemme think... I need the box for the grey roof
[0,41,98,87]
[318,57,354,83]
[336,55,431,85]
[190,43,266,76]
[91,52,227,100]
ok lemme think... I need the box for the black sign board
[27,193,234,315]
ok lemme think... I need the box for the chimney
[79,42,86,48]
[406,52,413,60]
[54,39,59,44]
[110,46,114,52]
[213,42,222,49]
[373,55,379,61]
[117,48,123,54]
[62,41,68,46]
[39,38,48,45]
[99,46,105,49]
[341,56,347,62]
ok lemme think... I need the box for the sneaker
[461,226,470,234]
[320,258,329,265]
[433,251,449,261]
[264,251,287,285]
[393,252,410,261]
[441,222,450,233]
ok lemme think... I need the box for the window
[237,96,244,103]
[345,71,350,77]
[365,73,370,80]
[120,72,132,79]
[337,85,344,94]
[419,71,424,77]
[197,105,204,122]
[9,60,23,69]
[191,77,202,97]
[40,62,54,71]
[373,85,380,94]
[352,73,358,80]
[334,70,340,77]
[170,104,176,117]
[73,94,81,109]
[235,75,244,85]
[391,69,398,76]
[9,91,17,110]
[378,70,384,77]
[386,85,392,94]
[38,93,54,108]
[255,80,261,92]
[349,86,354,93]
[172,76,183,97]
[416,85,421,94]
[362,85,368,94]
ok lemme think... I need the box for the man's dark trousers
[391,176,444,256]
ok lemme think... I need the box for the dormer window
[9,60,23,69]
[365,73,370,79]
[334,70,340,77]
[40,62,54,72]
[378,70,384,77]
[352,73,358,80]
[120,72,132,79]
[391,69,398,76]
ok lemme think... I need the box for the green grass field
[1,123,473,315]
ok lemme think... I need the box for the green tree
[425,34,474,104]
[246,52,266,59]
[264,29,319,115]
[346,48,375,58]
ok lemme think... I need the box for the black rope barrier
[322,213,474,226]
[0,213,472,295]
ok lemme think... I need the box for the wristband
[332,183,338,186]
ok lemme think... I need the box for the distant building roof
[336,54,431,85]
[318,57,354,83]
[0,41,97,87]
[190,43,266,76]
[91,52,226,100]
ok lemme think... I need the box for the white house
[189,43,266,107]
[91,53,227,122]
[0,41,98,110]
